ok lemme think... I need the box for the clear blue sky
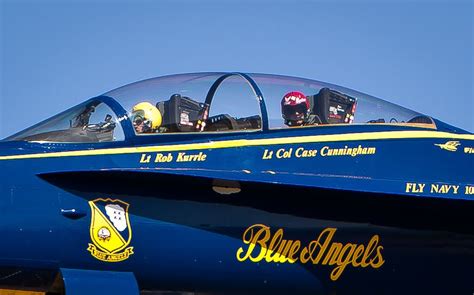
[1,0,472,138]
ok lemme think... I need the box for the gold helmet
[131,102,162,133]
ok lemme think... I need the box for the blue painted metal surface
[61,268,139,295]
[0,72,472,294]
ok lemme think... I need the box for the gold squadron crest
[87,198,134,262]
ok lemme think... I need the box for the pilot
[131,102,162,133]
[281,91,318,127]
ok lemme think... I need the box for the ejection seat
[307,88,357,125]
[156,94,208,132]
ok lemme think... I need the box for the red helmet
[281,91,309,126]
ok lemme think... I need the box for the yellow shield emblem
[87,198,134,262]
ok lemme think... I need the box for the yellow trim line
[0,130,473,161]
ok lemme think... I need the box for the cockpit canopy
[5,72,438,143]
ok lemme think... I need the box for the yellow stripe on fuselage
[0,130,473,161]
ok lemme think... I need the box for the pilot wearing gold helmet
[131,102,162,134]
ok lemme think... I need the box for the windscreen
[4,100,125,142]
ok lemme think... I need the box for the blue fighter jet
[0,72,473,295]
